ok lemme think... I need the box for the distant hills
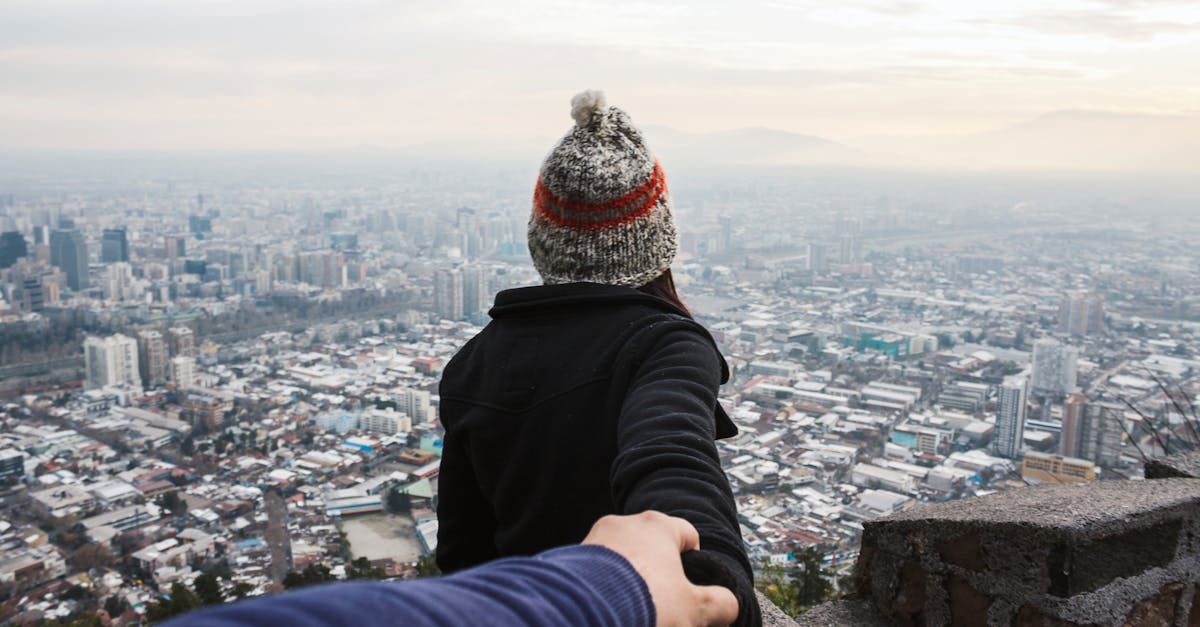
[645,110,1200,173]
[643,125,864,167]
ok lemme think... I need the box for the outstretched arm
[164,512,737,627]
[609,321,760,626]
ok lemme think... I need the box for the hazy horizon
[2,0,1200,171]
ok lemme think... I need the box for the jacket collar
[490,282,690,318]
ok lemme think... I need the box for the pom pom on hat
[570,90,607,127]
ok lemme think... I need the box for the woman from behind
[436,90,760,626]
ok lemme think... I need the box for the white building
[84,334,141,390]
[993,376,1028,459]
[171,355,197,389]
[360,407,412,435]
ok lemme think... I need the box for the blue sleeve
[162,545,654,627]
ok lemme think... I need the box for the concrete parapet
[1145,451,1200,479]
[851,478,1200,626]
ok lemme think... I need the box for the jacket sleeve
[435,425,500,573]
[163,545,654,627]
[609,321,761,627]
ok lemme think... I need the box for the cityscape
[1,159,1197,623]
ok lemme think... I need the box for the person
[436,90,760,626]
[163,512,738,627]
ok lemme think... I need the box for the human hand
[582,511,739,627]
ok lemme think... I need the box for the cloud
[978,10,1200,41]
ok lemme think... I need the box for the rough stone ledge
[1145,450,1200,479]
[756,590,800,627]
[793,598,890,626]
[853,478,1200,626]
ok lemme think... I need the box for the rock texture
[853,478,1200,626]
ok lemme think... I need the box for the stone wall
[852,478,1200,625]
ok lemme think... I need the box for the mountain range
[644,110,1200,173]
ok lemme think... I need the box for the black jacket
[436,282,760,626]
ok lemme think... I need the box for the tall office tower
[1031,339,1079,395]
[170,355,197,389]
[1080,401,1123,466]
[806,242,828,274]
[400,388,433,424]
[32,225,51,246]
[993,377,1029,459]
[1057,293,1105,337]
[49,228,89,291]
[167,326,195,358]
[188,215,212,237]
[434,267,464,321]
[164,235,187,260]
[1059,394,1088,458]
[101,227,129,263]
[84,334,141,390]
[0,231,28,269]
[137,329,169,389]
[834,217,863,265]
[462,265,489,320]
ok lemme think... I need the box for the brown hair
[637,268,691,316]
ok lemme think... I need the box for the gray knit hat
[528,90,677,288]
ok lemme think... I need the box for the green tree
[159,491,188,517]
[103,595,126,618]
[414,554,441,578]
[192,572,224,606]
[345,557,386,580]
[792,546,832,609]
[230,582,255,599]
[282,563,336,590]
[386,488,411,514]
[145,582,201,622]
[756,560,801,617]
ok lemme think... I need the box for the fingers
[668,515,701,553]
[693,584,738,627]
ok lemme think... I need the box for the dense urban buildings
[0,163,1197,624]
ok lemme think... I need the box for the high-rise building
[164,235,186,260]
[50,228,88,292]
[84,334,141,390]
[1058,293,1105,337]
[1080,401,1122,466]
[399,388,433,424]
[993,376,1028,459]
[462,266,489,320]
[101,227,129,263]
[0,231,28,269]
[434,268,464,321]
[168,326,195,358]
[1031,339,1079,395]
[188,215,212,237]
[1060,394,1088,458]
[137,329,169,389]
[806,243,828,274]
[171,355,197,389]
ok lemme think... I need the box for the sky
[1,0,1199,152]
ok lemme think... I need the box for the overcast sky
[1,0,1198,151]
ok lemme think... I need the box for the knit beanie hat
[528,90,677,288]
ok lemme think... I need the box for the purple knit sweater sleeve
[163,545,654,627]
